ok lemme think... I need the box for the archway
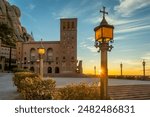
[47,67,52,73]
[55,67,59,73]
[30,67,34,72]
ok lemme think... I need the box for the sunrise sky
[9,0,150,75]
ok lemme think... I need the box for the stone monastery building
[0,0,82,75]
[16,18,82,76]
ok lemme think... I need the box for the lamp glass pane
[95,28,102,41]
[102,27,113,39]
[38,48,45,55]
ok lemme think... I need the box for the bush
[20,78,56,100]
[54,83,100,100]
[13,72,39,92]
[12,72,56,100]
[12,68,30,73]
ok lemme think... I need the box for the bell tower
[60,18,77,73]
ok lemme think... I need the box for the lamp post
[142,60,146,79]
[38,39,45,79]
[94,66,96,76]
[8,47,12,72]
[120,62,123,76]
[21,61,24,68]
[94,6,114,100]
[36,59,40,74]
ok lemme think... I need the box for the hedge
[13,72,39,92]
[54,83,100,100]
[20,78,56,100]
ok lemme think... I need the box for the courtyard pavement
[0,73,150,100]
[0,73,20,100]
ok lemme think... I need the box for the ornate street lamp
[142,60,146,79]
[38,39,45,79]
[27,61,30,71]
[17,61,20,68]
[36,59,40,74]
[120,62,123,76]
[21,61,24,68]
[94,6,114,99]
[94,66,96,76]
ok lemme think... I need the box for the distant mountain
[0,23,16,46]
[0,0,34,45]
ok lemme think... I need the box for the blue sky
[9,0,150,75]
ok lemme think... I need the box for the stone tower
[60,18,77,73]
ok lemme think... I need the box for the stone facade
[0,1,82,75]
[0,39,16,71]
[16,18,82,76]
[0,0,32,72]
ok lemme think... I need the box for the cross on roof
[40,38,44,48]
[100,6,108,18]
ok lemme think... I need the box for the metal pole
[100,42,108,100]
[94,66,96,76]
[120,63,122,76]
[143,61,145,79]
[1,57,5,72]
[40,55,43,79]
[8,47,12,72]
[143,65,145,77]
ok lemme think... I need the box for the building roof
[24,41,60,44]
[60,18,77,20]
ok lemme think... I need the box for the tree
[0,23,16,47]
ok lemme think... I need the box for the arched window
[67,22,70,29]
[48,67,52,73]
[24,57,27,61]
[71,57,74,62]
[30,67,34,72]
[63,22,66,30]
[71,57,74,60]
[0,64,2,69]
[30,48,36,61]
[63,56,65,60]
[72,22,74,28]
[24,67,28,69]
[55,67,59,73]
[56,57,59,61]
[47,48,53,61]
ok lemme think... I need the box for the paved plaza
[0,73,150,100]
[0,73,20,100]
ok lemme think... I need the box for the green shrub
[54,83,100,100]
[20,78,56,100]
[12,68,29,73]
[13,72,39,92]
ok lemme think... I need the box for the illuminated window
[30,48,36,61]
[47,48,53,61]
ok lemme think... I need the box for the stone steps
[108,85,150,100]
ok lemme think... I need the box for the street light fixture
[94,6,114,100]
[38,39,45,79]
[94,66,96,76]
[142,60,146,80]
[120,62,123,76]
